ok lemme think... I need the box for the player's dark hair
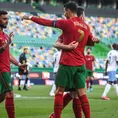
[77,6,84,17]
[87,47,91,50]
[0,11,8,16]
[24,48,28,51]
[64,1,78,13]
[112,43,118,50]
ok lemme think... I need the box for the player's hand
[67,41,79,50]
[19,64,27,70]
[21,15,31,21]
[92,36,100,43]
[8,32,14,44]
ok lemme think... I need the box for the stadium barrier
[11,67,118,86]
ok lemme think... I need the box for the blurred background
[0,0,118,86]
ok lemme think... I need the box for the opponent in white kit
[102,43,118,100]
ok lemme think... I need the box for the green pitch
[0,85,118,118]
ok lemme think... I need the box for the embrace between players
[0,1,100,118]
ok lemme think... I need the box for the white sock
[113,84,118,96]
[102,84,111,97]
[50,84,56,94]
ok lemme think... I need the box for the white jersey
[107,50,118,72]
[53,51,61,73]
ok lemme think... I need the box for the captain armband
[52,20,56,27]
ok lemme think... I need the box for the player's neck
[69,13,77,19]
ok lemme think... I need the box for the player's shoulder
[112,50,118,55]
[74,17,90,30]
[109,50,117,54]
[90,54,94,57]
[20,53,25,57]
[0,32,9,39]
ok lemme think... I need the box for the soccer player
[18,48,29,91]
[0,10,26,118]
[22,2,99,118]
[50,49,61,96]
[49,6,99,118]
[85,47,95,92]
[101,43,118,100]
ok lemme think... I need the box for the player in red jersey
[49,7,99,118]
[85,47,95,92]
[0,10,26,118]
[22,2,99,118]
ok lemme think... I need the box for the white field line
[14,94,53,99]
[14,94,116,101]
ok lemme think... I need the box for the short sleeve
[86,32,94,46]
[59,35,63,39]
[57,34,63,43]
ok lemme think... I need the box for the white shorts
[108,71,117,82]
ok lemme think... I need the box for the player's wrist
[8,38,11,44]
[29,16,33,20]
[18,62,21,67]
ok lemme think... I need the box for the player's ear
[66,9,70,13]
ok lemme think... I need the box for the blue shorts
[108,71,117,82]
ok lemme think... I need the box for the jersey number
[78,29,84,42]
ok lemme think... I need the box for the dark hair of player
[24,48,28,51]
[64,1,78,13]
[87,47,91,50]
[112,43,118,50]
[0,11,8,16]
[77,6,85,17]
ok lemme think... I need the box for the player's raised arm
[22,15,69,31]
[21,1,78,31]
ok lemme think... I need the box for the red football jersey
[85,55,95,70]
[0,32,10,72]
[31,16,93,66]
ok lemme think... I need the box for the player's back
[107,50,118,71]
[60,17,91,66]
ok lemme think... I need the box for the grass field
[0,85,118,118]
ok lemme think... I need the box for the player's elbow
[54,42,59,48]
